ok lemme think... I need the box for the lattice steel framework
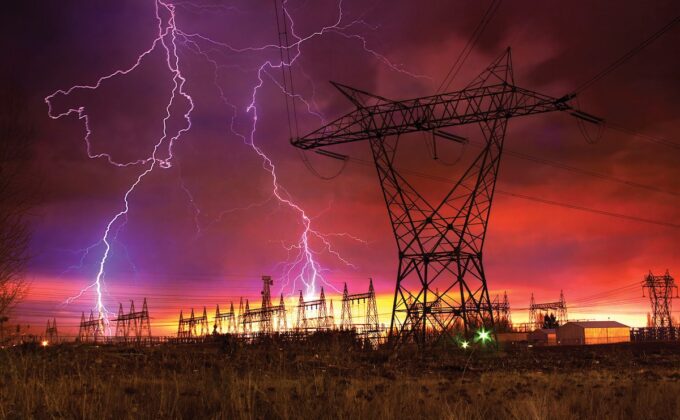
[241,276,287,334]
[340,279,380,338]
[114,298,152,342]
[292,49,578,344]
[177,307,209,339]
[214,302,237,334]
[529,291,568,329]
[295,288,333,331]
[78,310,105,343]
[45,318,58,343]
[643,270,678,328]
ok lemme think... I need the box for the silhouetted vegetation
[0,87,37,326]
[543,313,559,329]
[1,337,680,419]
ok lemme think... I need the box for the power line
[346,156,680,229]
[572,14,680,95]
[497,190,680,229]
[436,0,502,94]
[464,140,680,198]
[606,121,680,151]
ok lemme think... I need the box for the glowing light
[460,340,470,349]
[475,328,492,344]
[41,340,49,347]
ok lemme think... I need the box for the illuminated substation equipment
[239,276,288,335]
[340,278,380,341]
[295,287,334,331]
[177,307,209,339]
[292,49,598,345]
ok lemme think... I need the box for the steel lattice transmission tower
[45,318,58,343]
[292,49,584,344]
[643,270,678,328]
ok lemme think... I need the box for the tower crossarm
[344,292,373,302]
[530,302,565,310]
[292,84,571,150]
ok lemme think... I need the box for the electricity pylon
[293,49,588,345]
[643,270,678,328]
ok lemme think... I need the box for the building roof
[529,328,555,335]
[561,321,629,329]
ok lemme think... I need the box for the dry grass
[1,336,680,419]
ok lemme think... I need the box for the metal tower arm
[292,84,572,149]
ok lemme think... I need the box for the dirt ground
[1,336,680,419]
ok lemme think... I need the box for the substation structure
[77,298,152,343]
[340,278,381,340]
[292,49,594,345]
[632,270,680,341]
[45,318,58,343]
[529,290,568,329]
[77,311,106,343]
[175,276,382,343]
[114,298,152,343]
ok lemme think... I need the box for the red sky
[3,0,679,336]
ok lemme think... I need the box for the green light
[460,340,470,349]
[476,328,491,343]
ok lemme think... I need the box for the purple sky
[3,0,680,333]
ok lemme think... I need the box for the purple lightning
[180,0,424,298]
[45,0,424,328]
[45,1,193,328]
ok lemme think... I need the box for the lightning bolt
[180,0,424,299]
[45,1,193,329]
[46,0,423,330]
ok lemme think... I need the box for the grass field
[2,334,680,419]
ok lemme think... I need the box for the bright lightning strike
[45,1,194,330]
[46,0,423,330]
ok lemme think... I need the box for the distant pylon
[319,287,329,329]
[45,318,58,343]
[558,290,568,324]
[115,303,127,339]
[260,275,274,334]
[214,304,222,333]
[189,308,198,337]
[295,290,306,331]
[502,291,511,326]
[643,270,678,328]
[277,293,287,332]
[238,297,244,332]
[366,278,379,333]
[227,302,236,333]
[178,310,186,338]
[243,300,251,334]
[341,283,352,329]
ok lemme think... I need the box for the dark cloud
[4,0,679,330]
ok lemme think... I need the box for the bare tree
[0,86,35,321]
